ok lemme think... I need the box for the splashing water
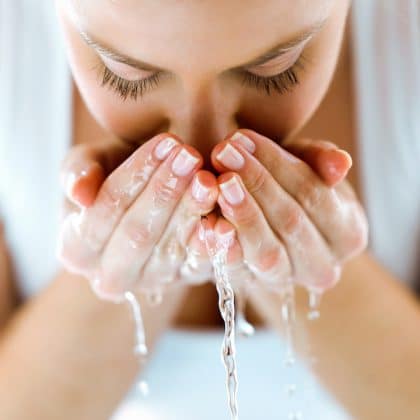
[201,217,239,420]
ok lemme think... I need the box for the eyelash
[99,55,306,101]
[239,56,306,96]
[100,65,164,100]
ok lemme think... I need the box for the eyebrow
[80,18,326,73]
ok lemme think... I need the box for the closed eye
[98,51,307,101]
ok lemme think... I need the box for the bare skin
[0,2,419,420]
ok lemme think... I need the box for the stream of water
[201,216,239,420]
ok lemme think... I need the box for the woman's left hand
[207,129,369,293]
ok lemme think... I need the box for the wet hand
[210,129,369,292]
[57,134,218,301]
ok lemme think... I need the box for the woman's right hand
[57,133,219,302]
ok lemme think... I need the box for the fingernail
[172,148,200,176]
[230,132,256,153]
[216,143,245,170]
[192,176,211,202]
[220,176,245,205]
[154,137,179,160]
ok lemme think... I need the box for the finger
[220,171,338,289]
[212,216,256,290]
[140,170,219,290]
[98,145,203,297]
[282,138,353,187]
[178,212,218,284]
[215,173,293,288]
[57,133,182,274]
[61,133,181,257]
[212,130,364,260]
[60,139,135,207]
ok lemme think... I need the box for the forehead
[68,0,334,73]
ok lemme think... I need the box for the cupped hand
[57,134,218,301]
[208,129,369,293]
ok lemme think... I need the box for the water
[125,291,148,357]
[279,282,300,418]
[288,411,303,420]
[306,288,323,370]
[279,284,324,419]
[124,291,150,398]
[201,216,239,420]
[307,289,322,321]
[280,282,297,367]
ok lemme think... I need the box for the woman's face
[57,0,350,162]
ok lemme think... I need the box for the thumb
[282,138,352,187]
[60,139,135,208]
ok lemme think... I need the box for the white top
[0,1,419,419]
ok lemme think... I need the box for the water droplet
[286,383,297,397]
[237,316,255,338]
[134,343,148,357]
[288,411,303,420]
[283,355,296,367]
[137,380,150,397]
[307,309,320,321]
[146,290,163,307]
[307,288,322,321]
[235,287,255,338]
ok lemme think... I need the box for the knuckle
[255,247,283,274]
[152,177,181,208]
[124,221,155,249]
[100,181,124,209]
[281,205,305,237]
[156,236,186,263]
[245,166,266,194]
[295,176,323,210]
[233,205,258,227]
[247,246,290,282]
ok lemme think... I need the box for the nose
[166,83,240,171]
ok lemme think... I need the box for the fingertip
[216,171,237,185]
[214,217,235,235]
[210,142,230,173]
[321,149,352,187]
[68,162,105,207]
[214,219,243,264]
[191,170,219,204]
